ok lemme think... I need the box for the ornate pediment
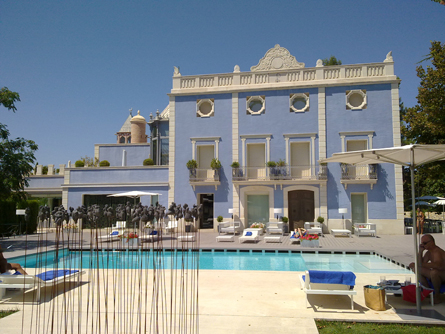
[251,44,305,72]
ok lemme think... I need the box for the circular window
[346,90,367,110]
[196,99,214,117]
[246,96,265,115]
[290,93,309,112]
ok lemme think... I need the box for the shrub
[266,161,277,167]
[210,158,222,169]
[42,166,48,174]
[217,215,224,222]
[17,199,39,234]
[75,160,85,167]
[186,159,198,169]
[99,160,110,167]
[281,216,289,223]
[0,200,17,236]
[317,216,325,224]
[230,161,240,168]
[143,158,155,166]
[276,159,286,167]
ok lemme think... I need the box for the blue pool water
[10,249,410,274]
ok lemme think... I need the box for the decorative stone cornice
[250,44,305,72]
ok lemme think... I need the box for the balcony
[232,165,327,188]
[189,168,220,190]
[340,164,378,189]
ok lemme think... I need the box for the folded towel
[308,270,356,286]
[150,231,158,236]
[110,231,119,236]
[426,278,445,294]
[245,232,252,236]
[36,270,79,281]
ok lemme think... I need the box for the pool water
[10,249,410,274]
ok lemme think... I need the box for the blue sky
[1,0,444,167]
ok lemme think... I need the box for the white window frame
[240,134,272,167]
[190,137,221,160]
[339,131,374,153]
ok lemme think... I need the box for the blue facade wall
[27,176,64,189]
[174,93,233,209]
[98,144,150,167]
[69,167,168,184]
[325,83,396,221]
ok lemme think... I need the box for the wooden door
[288,190,314,230]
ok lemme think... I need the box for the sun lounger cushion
[245,232,252,236]
[150,231,158,236]
[35,270,80,281]
[308,270,356,287]
[426,278,445,294]
[110,231,119,236]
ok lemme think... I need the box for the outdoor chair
[140,230,159,242]
[299,270,357,310]
[97,230,124,241]
[265,222,284,235]
[0,269,86,303]
[218,221,242,235]
[239,230,260,243]
[304,222,324,237]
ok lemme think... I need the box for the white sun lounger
[0,269,86,302]
[97,230,124,241]
[299,270,357,310]
[239,230,260,243]
[140,230,159,242]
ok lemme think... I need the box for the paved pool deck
[1,229,445,333]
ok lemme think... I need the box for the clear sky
[1,0,444,167]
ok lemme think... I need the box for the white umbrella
[433,199,445,221]
[107,191,161,198]
[322,144,445,315]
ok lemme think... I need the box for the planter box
[121,238,140,247]
[301,239,320,248]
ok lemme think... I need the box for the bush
[99,160,110,167]
[231,161,240,168]
[143,158,155,166]
[266,161,277,167]
[186,159,198,169]
[42,166,48,174]
[217,215,224,222]
[210,158,222,169]
[281,216,289,223]
[17,199,39,234]
[317,216,325,224]
[0,200,17,236]
[75,160,85,167]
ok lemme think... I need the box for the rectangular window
[290,142,310,178]
[247,143,266,179]
[197,145,214,179]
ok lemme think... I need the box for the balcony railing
[340,164,377,180]
[189,168,220,182]
[232,165,327,182]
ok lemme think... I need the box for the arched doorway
[288,190,314,230]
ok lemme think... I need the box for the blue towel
[150,231,158,236]
[245,231,252,236]
[35,270,79,281]
[110,231,119,236]
[426,278,445,294]
[308,270,356,287]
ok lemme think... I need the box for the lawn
[0,309,18,319]
[316,320,445,333]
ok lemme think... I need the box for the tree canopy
[0,87,38,201]
[322,56,342,66]
[401,41,445,203]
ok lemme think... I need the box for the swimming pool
[10,249,410,274]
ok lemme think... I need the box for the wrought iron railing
[189,168,220,182]
[340,164,377,180]
[232,165,327,181]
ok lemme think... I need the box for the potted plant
[75,160,85,168]
[317,216,324,224]
[211,158,222,180]
[99,160,110,167]
[281,216,289,234]
[267,161,277,179]
[301,233,320,248]
[276,159,287,178]
[217,215,223,223]
[231,161,242,178]
[186,159,198,178]
[119,232,139,247]
[143,158,155,166]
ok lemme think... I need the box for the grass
[316,320,445,333]
[0,309,18,319]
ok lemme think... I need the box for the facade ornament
[384,51,393,63]
[316,59,323,67]
[250,44,305,72]
[173,66,181,77]
[233,65,240,73]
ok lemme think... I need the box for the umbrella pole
[410,155,421,315]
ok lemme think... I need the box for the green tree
[0,87,38,200]
[322,56,342,66]
[401,41,445,206]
